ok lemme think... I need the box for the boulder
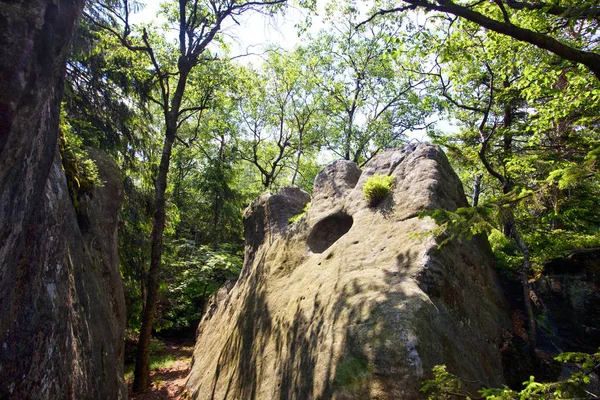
[0,0,126,398]
[186,144,511,399]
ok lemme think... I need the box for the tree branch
[362,0,600,79]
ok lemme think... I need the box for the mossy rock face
[335,357,372,393]
[187,144,511,400]
[0,1,126,396]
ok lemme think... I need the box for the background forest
[59,0,599,393]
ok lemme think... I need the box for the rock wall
[0,0,126,398]
[186,144,511,399]
[534,248,600,352]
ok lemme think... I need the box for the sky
[129,1,326,65]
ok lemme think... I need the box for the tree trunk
[291,130,303,185]
[344,127,351,160]
[506,216,537,350]
[472,174,483,206]
[133,125,176,392]
[213,191,221,249]
[141,258,147,314]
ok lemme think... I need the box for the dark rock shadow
[374,195,395,219]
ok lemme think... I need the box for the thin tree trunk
[517,238,537,350]
[141,258,147,314]
[472,174,483,206]
[291,130,303,185]
[133,126,176,392]
[213,191,220,250]
[506,216,537,349]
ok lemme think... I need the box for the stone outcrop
[186,144,511,399]
[0,1,126,398]
[534,248,600,352]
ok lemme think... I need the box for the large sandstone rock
[0,0,126,398]
[186,144,511,399]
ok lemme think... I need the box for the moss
[335,356,372,392]
[363,174,394,206]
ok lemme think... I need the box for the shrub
[363,174,394,206]
[421,349,600,399]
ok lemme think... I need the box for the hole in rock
[307,212,353,254]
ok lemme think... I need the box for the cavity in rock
[307,212,353,253]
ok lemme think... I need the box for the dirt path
[127,339,195,400]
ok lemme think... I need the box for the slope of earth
[128,339,195,400]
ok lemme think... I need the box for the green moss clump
[335,357,372,392]
[363,174,394,206]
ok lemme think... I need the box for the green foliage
[58,107,101,211]
[288,202,311,224]
[65,0,600,345]
[305,9,436,164]
[158,242,242,331]
[411,6,600,277]
[421,349,600,399]
[420,365,472,399]
[363,174,394,206]
[123,340,185,381]
[419,205,496,248]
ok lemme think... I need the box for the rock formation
[534,248,600,352]
[186,144,511,399]
[0,0,126,398]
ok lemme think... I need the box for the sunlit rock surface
[186,144,510,399]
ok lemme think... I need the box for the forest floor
[126,337,195,399]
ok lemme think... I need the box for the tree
[307,7,434,165]
[363,0,600,79]
[237,49,323,190]
[89,0,286,391]
[414,13,600,351]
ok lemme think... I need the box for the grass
[124,354,180,381]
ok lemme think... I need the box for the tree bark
[472,174,483,206]
[133,121,177,391]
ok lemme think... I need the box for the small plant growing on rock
[363,174,394,206]
[288,202,311,224]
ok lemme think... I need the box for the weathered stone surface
[534,248,600,352]
[187,144,511,399]
[0,0,126,398]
